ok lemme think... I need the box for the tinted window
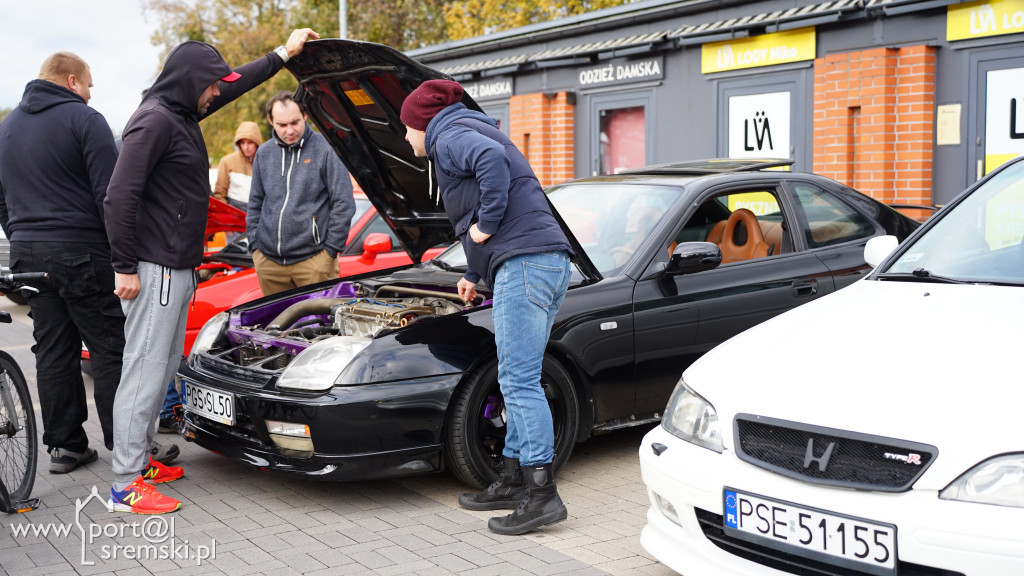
[792,183,875,248]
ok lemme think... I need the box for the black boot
[458,457,526,511]
[487,463,567,535]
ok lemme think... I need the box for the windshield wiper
[876,268,969,284]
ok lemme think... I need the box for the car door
[632,182,834,417]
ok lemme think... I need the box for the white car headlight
[661,379,723,453]
[276,336,369,392]
[190,312,229,357]
[940,454,1024,508]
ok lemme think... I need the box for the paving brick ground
[0,298,676,575]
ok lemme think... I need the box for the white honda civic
[639,157,1024,575]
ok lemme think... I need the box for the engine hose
[374,284,477,305]
[267,298,351,331]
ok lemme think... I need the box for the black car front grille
[734,415,936,492]
[194,353,279,386]
[694,508,963,576]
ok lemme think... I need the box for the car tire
[80,359,93,379]
[444,356,579,490]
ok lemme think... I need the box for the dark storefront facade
[408,0,1024,210]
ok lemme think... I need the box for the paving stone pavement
[0,298,678,576]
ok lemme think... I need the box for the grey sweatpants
[112,261,194,484]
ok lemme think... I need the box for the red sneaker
[109,476,181,514]
[141,458,184,484]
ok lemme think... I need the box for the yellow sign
[702,28,816,74]
[344,89,374,107]
[728,193,780,216]
[948,0,1024,41]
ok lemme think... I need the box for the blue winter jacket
[246,123,355,265]
[425,104,573,286]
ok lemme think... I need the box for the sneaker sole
[487,507,568,536]
[457,494,520,511]
[49,449,98,474]
[152,445,180,465]
[108,499,181,514]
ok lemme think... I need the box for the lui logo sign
[728,91,791,160]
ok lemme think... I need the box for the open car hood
[284,40,599,281]
[207,197,246,234]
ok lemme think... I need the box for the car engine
[208,282,473,373]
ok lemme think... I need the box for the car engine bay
[203,280,480,373]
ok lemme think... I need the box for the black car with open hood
[178,39,919,488]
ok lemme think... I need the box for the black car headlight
[190,312,228,358]
[276,336,369,392]
[940,454,1024,508]
[661,378,723,453]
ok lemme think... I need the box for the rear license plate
[724,488,896,576]
[183,380,235,426]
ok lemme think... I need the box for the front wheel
[0,350,37,503]
[445,356,579,490]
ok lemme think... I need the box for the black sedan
[179,40,918,489]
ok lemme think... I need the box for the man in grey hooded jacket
[246,91,355,296]
[104,29,319,515]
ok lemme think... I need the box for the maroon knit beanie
[400,79,464,131]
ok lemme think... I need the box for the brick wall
[813,45,935,214]
[508,92,575,187]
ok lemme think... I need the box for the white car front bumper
[638,425,1024,576]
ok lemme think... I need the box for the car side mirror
[864,235,898,268]
[358,233,393,265]
[666,242,722,275]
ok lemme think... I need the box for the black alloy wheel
[444,356,579,490]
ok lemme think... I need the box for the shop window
[599,106,646,175]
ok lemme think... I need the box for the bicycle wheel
[0,350,37,502]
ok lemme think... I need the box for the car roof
[619,158,795,175]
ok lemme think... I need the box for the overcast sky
[0,0,163,135]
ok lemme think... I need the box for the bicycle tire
[0,350,37,502]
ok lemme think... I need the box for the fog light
[266,420,310,437]
[266,420,313,453]
[652,492,681,526]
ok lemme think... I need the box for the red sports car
[83,192,448,370]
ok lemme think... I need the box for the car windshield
[548,182,683,276]
[429,182,683,278]
[883,160,1024,285]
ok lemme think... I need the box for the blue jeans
[159,379,181,419]
[492,251,571,467]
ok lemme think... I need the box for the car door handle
[792,279,818,297]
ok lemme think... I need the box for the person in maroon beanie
[401,79,574,535]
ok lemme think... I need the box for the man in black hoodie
[104,29,319,514]
[0,52,122,475]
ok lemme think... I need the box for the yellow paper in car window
[728,193,779,216]
[345,89,374,107]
